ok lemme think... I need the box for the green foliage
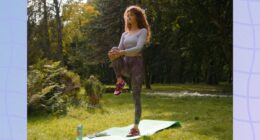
[28,59,81,115]
[28,0,232,85]
[83,75,105,107]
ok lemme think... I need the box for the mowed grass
[106,83,232,94]
[28,85,232,140]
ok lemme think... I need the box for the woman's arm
[118,32,126,50]
[123,28,147,56]
[108,32,126,60]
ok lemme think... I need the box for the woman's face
[127,11,137,25]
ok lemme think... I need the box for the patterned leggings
[112,56,145,125]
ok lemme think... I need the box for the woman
[107,5,151,137]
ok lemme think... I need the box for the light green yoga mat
[83,119,181,140]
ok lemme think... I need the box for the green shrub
[28,59,81,115]
[83,75,104,107]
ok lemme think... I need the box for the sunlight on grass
[28,89,232,140]
[106,83,232,94]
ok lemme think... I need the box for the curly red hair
[123,5,151,44]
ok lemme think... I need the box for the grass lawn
[28,85,232,140]
[106,83,232,94]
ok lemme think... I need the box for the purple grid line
[0,18,26,22]
[234,0,260,139]
[234,118,260,124]
[2,90,27,95]
[243,0,256,139]
[0,0,27,136]
[234,94,260,99]
[3,21,15,140]
[234,44,260,51]
[1,0,28,139]
[234,70,260,75]
[234,21,260,26]
[0,66,26,71]
[0,115,27,120]
[241,0,260,1]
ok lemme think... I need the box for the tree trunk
[207,60,219,85]
[42,0,51,59]
[53,0,64,65]
[145,70,151,89]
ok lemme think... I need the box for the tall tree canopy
[28,0,232,85]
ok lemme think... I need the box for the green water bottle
[76,124,83,140]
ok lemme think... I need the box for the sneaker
[113,80,125,95]
[126,127,140,137]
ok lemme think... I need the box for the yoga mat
[83,119,181,140]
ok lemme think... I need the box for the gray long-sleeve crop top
[117,28,147,56]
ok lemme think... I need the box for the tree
[53,0,64,65]
[42,0,51,59]
[28,0,232,85]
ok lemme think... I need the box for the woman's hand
[115,50,125,56]
[108,48,124,60]
[108,48,118,60]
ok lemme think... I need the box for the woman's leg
[111,56,128,82]
[128,57,145,127]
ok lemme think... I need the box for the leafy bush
[28,59,81,115]
[83,75,104,107]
